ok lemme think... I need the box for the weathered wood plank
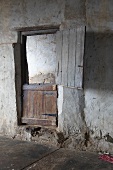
[56,27,85,88]
[79,26,85,88]
[22,118,56,126]
[75,26,85,88]
[67,29,76,87]
[44,91,57,121]
[33,91,44,118]
[22,28,58,36]
[29,91,34,118]
[22,88,57,126]
[23,91,34,118]
[23,84,56,91]
[62,30,69,86]
[23,91,44,119]
[56,31,63,84]
[23,90,28,118]
[14,43,22,124]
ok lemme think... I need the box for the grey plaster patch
[86,0,113,31]
[0,0,65,29]
[64,0,86,21]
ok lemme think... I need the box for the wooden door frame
[14,26,59,125]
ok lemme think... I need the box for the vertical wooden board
[27,91,34,118]
[23,90,28,118]
[44,91,57,121]
[23,90,33,118]
[39,91,45,118]
[44,91,57,114]
[14,43,22,124]
[75,26,85,88]
[67,29,76,87]
[62,30,69,86]
[56,31,63,84]
[33,91,39,118]
[33,91,44,119]
[32,91,37,118]
[80,26,85,67]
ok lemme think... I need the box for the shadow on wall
[84,31,113,90]
[84,31,113,138]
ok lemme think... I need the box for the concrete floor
[0,137,113,170]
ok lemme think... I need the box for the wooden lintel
[22,29,58,36]
[12,25,60,32]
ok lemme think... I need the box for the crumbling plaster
[0,0,113,152]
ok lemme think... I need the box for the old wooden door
[22,84,57,127]
[21,26,85,127]
[56,26,85,88]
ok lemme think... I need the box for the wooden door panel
[43,91,57,114]
[22,84,57,126]
[43,91,57,121]
[56,26,85,88]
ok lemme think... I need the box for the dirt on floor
[0,136,113,170]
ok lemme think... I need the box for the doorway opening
[26,34,56,84]
[15,27,59,127]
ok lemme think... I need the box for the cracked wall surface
[0,0,113,152]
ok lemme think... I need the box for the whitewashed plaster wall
[0,44,17,136]
[84,0,113,151]
[26,34,56,84]
[0,0,65,137]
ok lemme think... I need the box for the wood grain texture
[56,31,63,84]
[75,26,85,88]
[43,91,57,121]
[56,26,85,88]
[23,84,56,91]
[68,29,76,87]
[14,43,22,124]
[62,30,69,86]
[22,85,57,126]
[22,118,56,126]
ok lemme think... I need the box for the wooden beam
[22,118,56,126]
